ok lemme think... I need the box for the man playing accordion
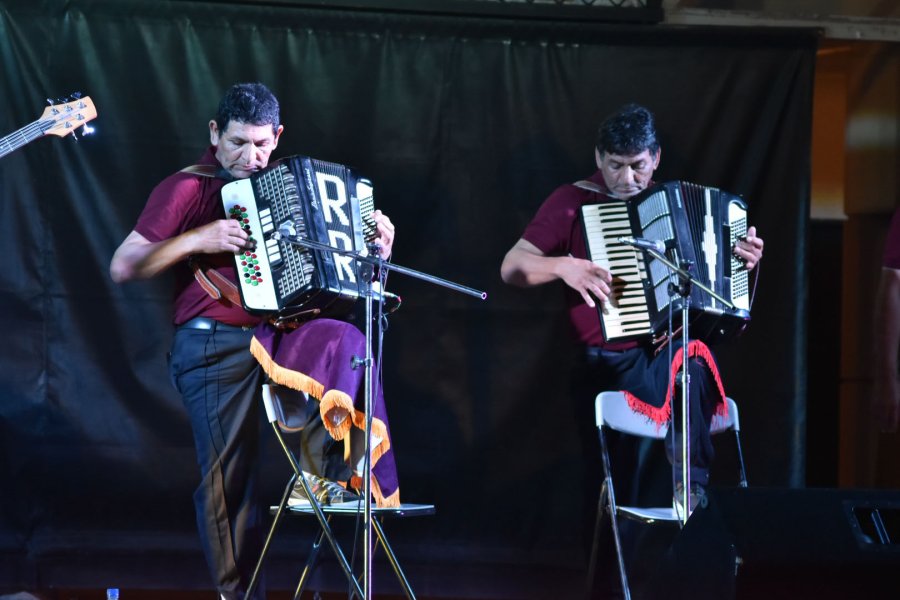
[110,82,398,600]
[500,103,764,514]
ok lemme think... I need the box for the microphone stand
[274,230,486,598]
[638,246,735,525]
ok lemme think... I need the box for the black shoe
[289,471,361,506]
[673,482,706,515]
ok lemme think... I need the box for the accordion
[579,181,751,345]
[220,155,393,321]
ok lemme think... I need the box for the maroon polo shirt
[521,171,639,350]
[134,147,263,327]
[884,207,900,270]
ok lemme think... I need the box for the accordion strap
[181,162,319,329]
[572,180,605,193]
[189,256,242,306]
[179,164,243,305]
[180,164,219,178]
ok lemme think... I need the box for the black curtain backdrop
[0,0,814,595]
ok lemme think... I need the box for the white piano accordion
[580,181,751,344]
[220,155,396,321]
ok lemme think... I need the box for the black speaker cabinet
[650,487,900,600]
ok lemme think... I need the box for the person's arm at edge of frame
[874,266,900,433]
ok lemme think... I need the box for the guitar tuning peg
[72,92,82,99]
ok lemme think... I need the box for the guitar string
[1,99,92,152]
[0,121,48,153]
[1,119,66,153]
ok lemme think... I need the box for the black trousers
[578,340,719,489]
[169,325,266,600]
[168,323,343,599]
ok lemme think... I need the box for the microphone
[618,236,666,254]
[275,221,297,240]
[366,242,383,257]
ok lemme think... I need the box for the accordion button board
[221,155,376,320]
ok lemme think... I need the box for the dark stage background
[0,0,814,596]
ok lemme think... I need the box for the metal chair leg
[293,523,327,599]
[585,426,632,600]
[372,517,416,600]
[735,431,749,487]
[272,422,364,598]
[247,472,298,598]
[585,481,609,600]
[606,490,631,600]
[600,427,631,600]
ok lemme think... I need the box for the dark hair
[214,82,280,135]
[595,103,660,157]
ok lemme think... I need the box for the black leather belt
[586,346,616,360]
[178,317,254,333]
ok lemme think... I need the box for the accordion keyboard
[581,201,653,341]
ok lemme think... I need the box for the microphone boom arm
[638,245,735,310]
[272,230,487,300]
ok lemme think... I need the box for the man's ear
[594,147,604,169]
[652,147,662,169]
[273,124,284,147]
[209,120,220,145]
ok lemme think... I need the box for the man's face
[595,147,660,199]
[210,120,284,179]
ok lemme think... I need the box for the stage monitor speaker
[650,486,900,600]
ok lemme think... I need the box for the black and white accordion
[220,154,392,321]
[579,181,751,344]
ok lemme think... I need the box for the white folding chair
[247,383,434,599]
[586,391,747,600]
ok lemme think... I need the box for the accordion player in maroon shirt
[875,207,900,434]
[501,103,764,513]
[110,82,398,600]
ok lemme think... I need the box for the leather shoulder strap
[189,256,242,306]
[181,165,242,306]
[180,164,219,178]
[572,180,605,193]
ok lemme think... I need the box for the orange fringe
[319,389,354,439]
[350,473,401,508]
[250,336,324,399]
[251,333,396,505]
[318,390,390,461]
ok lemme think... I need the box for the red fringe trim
[624,340,728,426]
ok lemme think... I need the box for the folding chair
[247,383,435,599]
[586,391,748,600]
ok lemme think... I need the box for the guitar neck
[0,119,49,159]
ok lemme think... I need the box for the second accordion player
[580,180,751,345]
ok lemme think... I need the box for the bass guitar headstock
[39,94,97,138]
